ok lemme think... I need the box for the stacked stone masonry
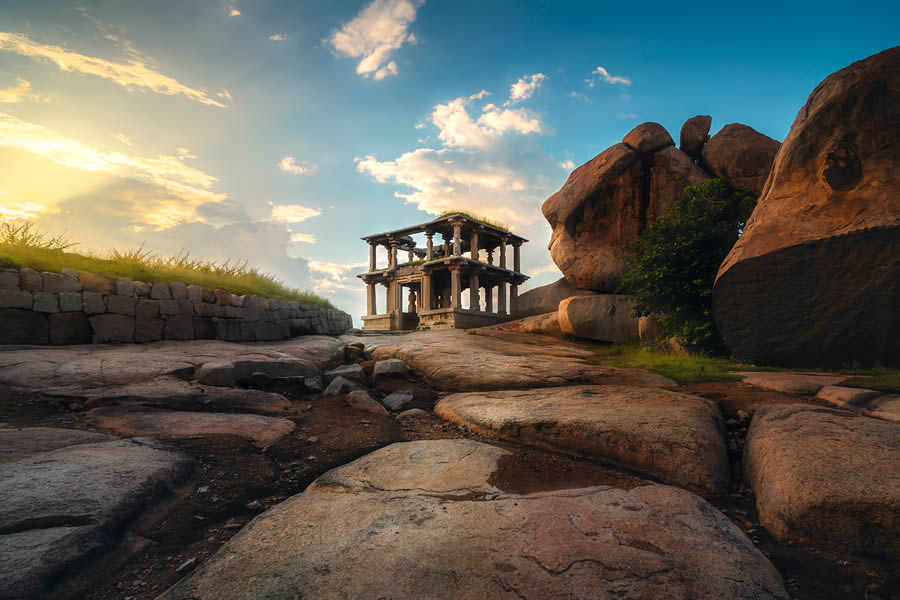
[0,267,353,345]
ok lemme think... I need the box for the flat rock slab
[863,394,900,423]
[813,385,883,411]
[0,438,192,598]
[734,371,846,395]
[160,440,787,600]
[89,406,295,447]
[0,427,113,463]
[436,386,729,497]
[744,404,900,558]
[345,330,675,392]
[87,378,292,416]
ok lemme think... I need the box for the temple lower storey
[359,214,529,331]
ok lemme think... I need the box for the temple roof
[361,213,528,247]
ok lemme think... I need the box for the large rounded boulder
[713,46,900,367]
[513,277,596,318]
[701,123,780,197]
[543,124,708,291]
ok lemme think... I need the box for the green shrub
[617,179,755,355]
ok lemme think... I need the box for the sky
[1,0,897,323]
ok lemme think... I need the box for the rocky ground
[1,329,898,599]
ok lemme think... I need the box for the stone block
[136,299,160,320]
[82,292,107,314]
[201,288,216,303]
[33,292,59,313]
[258,297,270,310]
[0,289,32,309]
[107,294,137,316]
[288,301,300,311]
[186,284,204,303]
[50,312,93,345]
[159,299,181,316]
[135,316,165,343]
[216,319,243,341]
[0,269,19,290]
[178,299,194,315]
[170,281,187,300]
[214,289,232,305]
[224,306,245,319]
[164,315,194,340]
[150,282,171,299]
[193,317,216,340]
[78,272,116,294]
[90,314,135,343]
[288,318,311,336]
[0,308,49,344]
[19,268,42,292]
[254,321,290,341]
[232,295,244,307]
[59,292,82,312]
[240,322,256,341]
[41,271,81,293]
[194,302,224,318]
[134,281,151,297]
[116,278,135,297]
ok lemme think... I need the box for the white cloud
[0,112,225,227]
[0,32,226,107]
[0,201,51,220]
[278,156,319,176]
[0,77,46,103]
[269,33,287,41]
[270,204,321,223]
[230,9,241,16]
[327,0,424,79]
[588,66,631,87]
[217,89,232,101]
[505,73,546,106]
[112,132,132,146]
[559,159,575,170]
[290,232,317,244]
[430,93,543,149]
[308,259,368,296]
[75,7,150,63]
[222,1,241,16]
[529,262,562,277]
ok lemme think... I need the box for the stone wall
[0,267,353,345]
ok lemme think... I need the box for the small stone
[170,281,188,300]
[397,408,428,419]
[246,500,263,511]
[134,281,152,297]
[107,294,137,316]
[214,289,232,305]
[175,558,197,573]
[151,282,171,299]
[324,363,366,383]
[324,376,356,396]
[42,271,81,293]
[78,272,116,294]
[382,390,415,411]
[82,291,107,314]
[0,289,33,309]
[32,291,60,313]
[116,278,135,297]
[0,269,20,290]
[347,390,389,416]
[186,284,204,303]
[19,267,42,291]
[373,359,411,382]
[307,437,319,443]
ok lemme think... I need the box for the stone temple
[359,213,529,330]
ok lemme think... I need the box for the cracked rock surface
[159,439,788,600]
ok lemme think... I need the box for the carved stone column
[500,237,508,269]
[469,272,480,311]
[485,285,493,313]
[366,282,376,315]
[369,243,377,271]
[451,267,461,309]
[470,231,479,261]
[452,224,462,256]
[513,241,521,273]
[498,282,507,315]
[426,232,433,261]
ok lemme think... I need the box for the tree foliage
[617,179,755,355]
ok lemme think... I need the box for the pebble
[307,437,319,443]
[247,500,263,511]
[175,558,197,573]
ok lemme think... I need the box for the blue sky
[1,0,897,321]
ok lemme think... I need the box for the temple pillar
[426,232,433,261]
[423,274,432,310]
[500,237,508,269]
[366,282,376,315]
[498,282,507,315]
[408,250,414,263]
[470,231,479,261]
[452,224,462,256]
[369,243,377,271]
[389,241,398,269]
[408,290,417,314]
[469,272,480,311]
[486,250,494,265]
[513,242,521,273]
[443,234,451,257]
[451,268,461,308]
[510,284,519,315]
[485,285,493,313]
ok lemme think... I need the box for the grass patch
[587,343,744,385]
[827,368,900,394]
[399,258,425,267]
[0,222,334,308]
[437,211,510,232]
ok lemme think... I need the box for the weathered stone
[0,438,192,599]
[195,362,237,387]
[106,294,136,315]
[201,287,216,303]
[150,281,171,299]
[324,375,358,396]
[679,114,712,159]
[89,406,295,447]
[254,321,290,341]
[373,358,411,381]
[814,385,882,410]
[0,289,32,309]
[158,298,181,316]
[397,408,428,418]
[382,390,414,411]
[864,394,900,423]
[160,440,787,600]
[61,268,78,279]
[49,312,93,345]
[0,427,112,463]
[0,309,49,344]
[304,375,324,392]
[81,291,106,314]
[491,311,562,337]
[437,385,729,497]
[513,277,596,318]
[346,390,389,416]
[133,280,151,297]
[193,317,216,340]
[638,315,666,346]
[348,329,675,391]
[744,404,900,558]
[89,314,134,343]
[193,302,224,318]
[19,267,42,291]
[163,315,194,340]
[214,289,232,305]
[186,284,204,303]
[41,271,81,293]
[543,142,708,291]
[701,123,779,197]
[116,277,134,297]
[734,371,845,395]
[169,281,187,300]
[215,319,244,341]
[135,317,165,343]
[32,292,59,313]
[324,363,366,383]
[224,306,245,319]
[0,269,18,290]
[714,48,900,368]
[622,121,675,154]
[78,272,115,294]
[58,292,81,312]
[135,299,160,320]
[558,294,640,343]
